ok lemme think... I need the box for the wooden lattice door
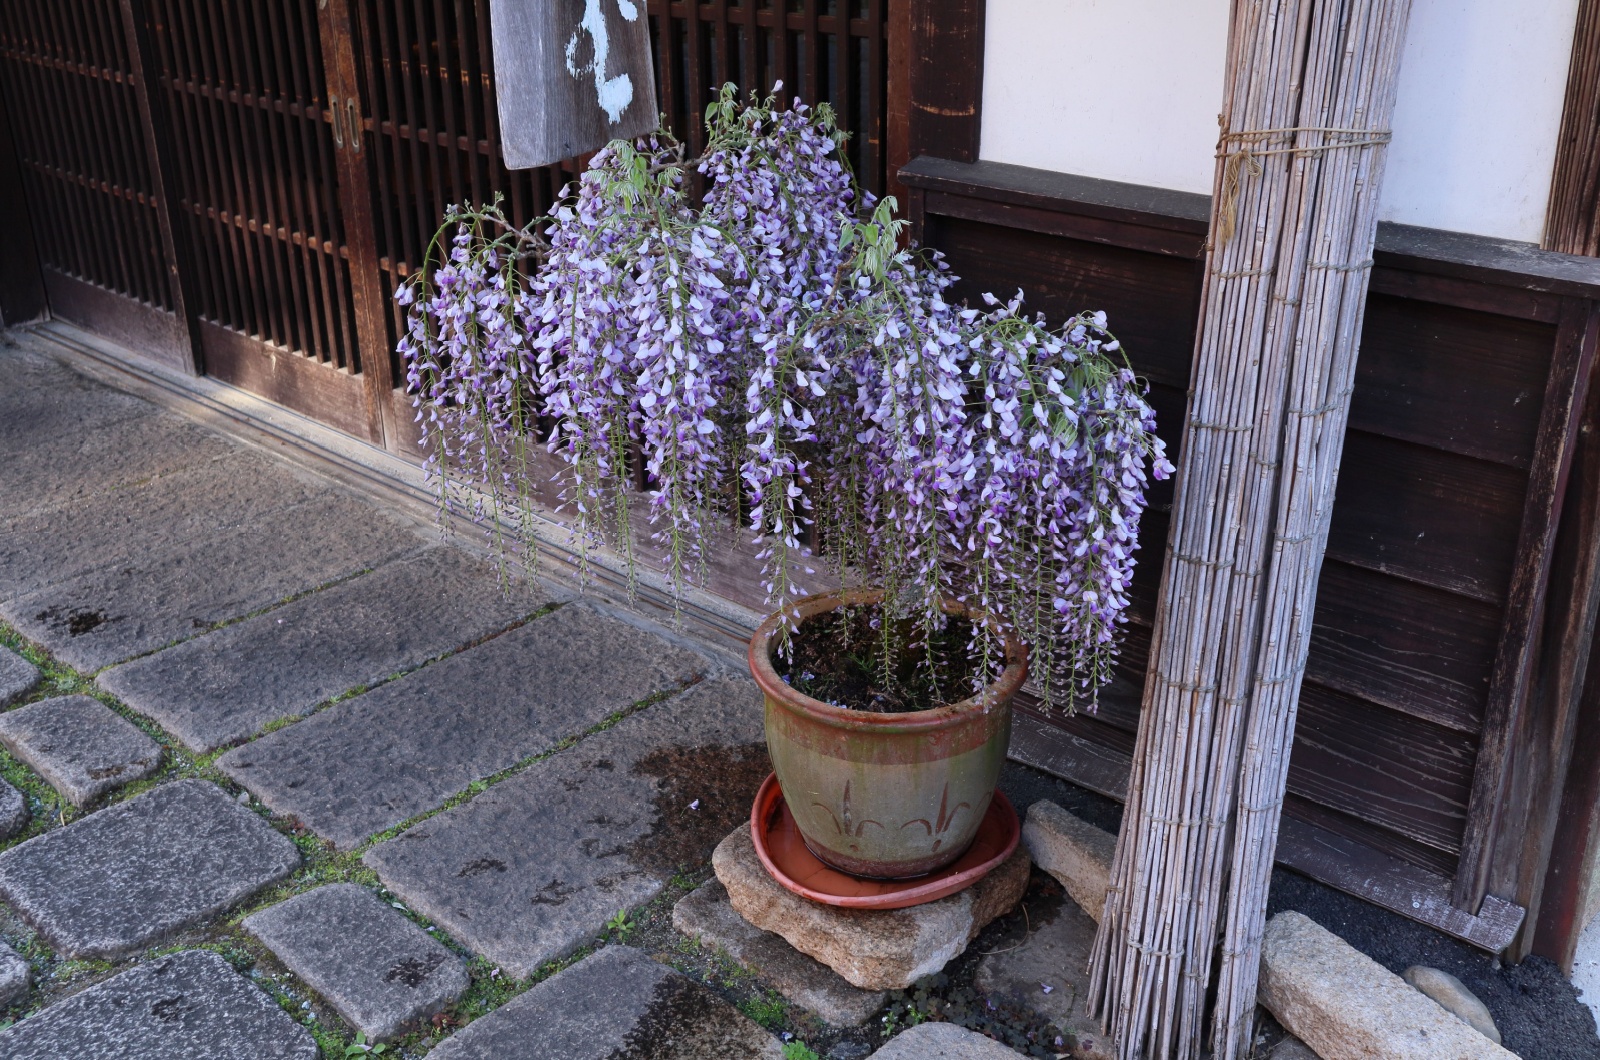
[0,0,193,368]
[2,0,894,450]
[144,0,396,442]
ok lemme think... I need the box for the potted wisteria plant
[398,85,1170,880]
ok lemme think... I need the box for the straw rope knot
[1215,126,1392,245]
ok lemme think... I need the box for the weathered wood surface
[1306,561,1499,732]
[906,0,983,163]
[1454,301,1599,910]
[1500,309,1600,961]
[1326,432,1524,605]
[1545,0,1600,257]
[489,0,657,170]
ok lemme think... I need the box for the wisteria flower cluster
[397,84,1173,711]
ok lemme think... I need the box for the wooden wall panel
[1349,295,1555,469]
[1289,683,1478,858]
[1327,433,1525,604]
[0,0,190,365]
[0,78,46,325]
[1306,562,1500,733]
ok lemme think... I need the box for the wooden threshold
[1008,711,1527,954]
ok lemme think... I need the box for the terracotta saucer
[749,773,1020,910]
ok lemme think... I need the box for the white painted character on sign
[566,0,640,124]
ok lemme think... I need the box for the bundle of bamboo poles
[1086,1,1414,1058]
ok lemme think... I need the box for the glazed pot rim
[748,586,1030,734]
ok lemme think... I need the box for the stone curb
[1259,911,1517,1060]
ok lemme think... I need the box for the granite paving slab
[0,411,241,527]
[0,949,317,1059]
[0,351,153,441]
[868,1022,1025,1058]
[0,450,324,604]
[972,890,1113,1059]
[674,879,886,1027]
[220,604,706,849]
[0,645,39,707]
[243,883,469,1042]
[428,945,782,1060]
[0,695,163,806]
[0,331,156,405]
[99,547,547,752]
[6,491,427,671]
[0,779,300,958]
[0,938,29,1007]
[0,778,28,840]
[364,677,769,977]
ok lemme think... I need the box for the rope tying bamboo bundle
[1086,1,1414,1058]
[1216,127,1392,244]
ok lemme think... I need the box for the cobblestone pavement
[0,330,1054,1057]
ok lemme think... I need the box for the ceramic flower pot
[748,587,1028,879]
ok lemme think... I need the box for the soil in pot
[772,603,983,713]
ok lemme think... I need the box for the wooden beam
[885,0,911,208]
[1545,0,1600,255]
[1489,307,1600,963]
[1454,299,1599,910]
[906,0,984,163]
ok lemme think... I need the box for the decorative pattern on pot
[750,588,1027,880]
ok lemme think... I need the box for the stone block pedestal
[709,824,1031,992]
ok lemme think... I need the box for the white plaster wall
[980,0,1580,243]
[1384,0,1578,241]
[979,0,1229,198]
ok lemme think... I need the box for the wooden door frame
[118,0,202,374]
[315,0,395,449]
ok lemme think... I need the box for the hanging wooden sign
[489,0,659,170]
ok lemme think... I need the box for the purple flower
[395,86,1171,713]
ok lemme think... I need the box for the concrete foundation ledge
[1259,911,1519,1060]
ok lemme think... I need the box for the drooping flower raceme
[698,91,858,622]
[396,87,1172,713]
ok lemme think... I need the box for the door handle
[330,95,344,148]
[347,99,361,153]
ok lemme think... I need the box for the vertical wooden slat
[258,0,314,357]
[59,0,133,299]
[319,0,394,443]
[1494,307,1600,961]
[224,0,290,349]
[3,5,76,281]
[1544,0,1600,256]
